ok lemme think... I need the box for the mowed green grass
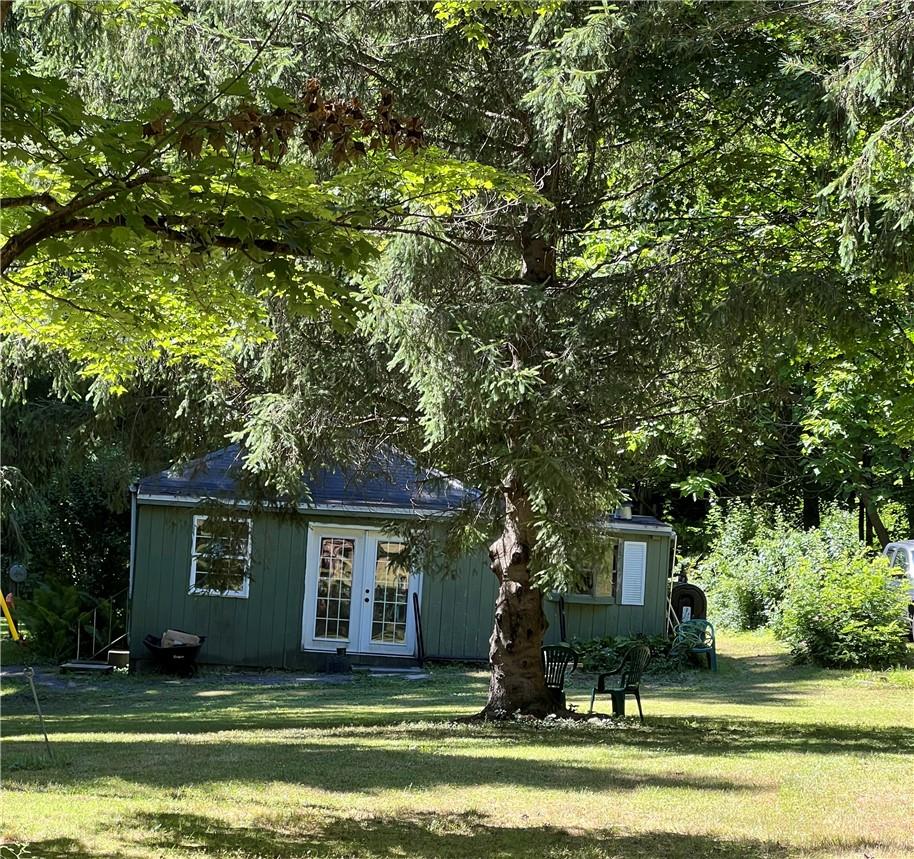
[2,632,912,859]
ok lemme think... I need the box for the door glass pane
[314,537,354,640]
[371,542,408,644]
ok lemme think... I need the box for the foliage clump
[692,502,862,630]
[16,581,87,662]
[692,502,910,668]
[571,633,686,675]
[774,555,909,669]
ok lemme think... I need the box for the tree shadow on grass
[0,838,101,859]
[2,735,758,794]
[301,714,914,759]
[5,688,911,761]
[128,809,896,859]
[446,715,914,757]
[616,713,914,756]
[5,708,912,801]
[568,648,867,708]
[1,678,486,737]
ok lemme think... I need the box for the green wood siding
[130,504,672,667]
[419,547,499,660]
[129,506,309,667]
[420,535,671,658]
[543,536,670,643]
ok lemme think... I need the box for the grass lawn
[2,631,912,859]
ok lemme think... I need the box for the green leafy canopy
[0,17,538,387]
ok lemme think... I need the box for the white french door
[301,526,420,656]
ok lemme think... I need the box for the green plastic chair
[672,619,718,671]
[542,644,578,709]
[588,644,651,724]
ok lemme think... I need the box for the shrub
[692,502,863,630]
[570,634,685,674]
[775,554,910,669]
[17,580,88,662]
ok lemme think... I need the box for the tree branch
[0,193,63,212]
[0,173,169,273]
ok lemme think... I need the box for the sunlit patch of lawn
[2,631,912,858]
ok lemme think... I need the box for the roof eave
[135,492,459,519]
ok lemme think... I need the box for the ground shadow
[0,838,101,859]
[130,809,898,859]
[1,734,757,794]
[567,647,871,708]
[1,675,485,736]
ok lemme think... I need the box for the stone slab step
[60,661,114,674]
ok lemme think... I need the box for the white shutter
[620,541,647,606]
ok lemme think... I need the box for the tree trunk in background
[480,474,555,719]
[862,494,891,549]
[861,449,875,545]
[802,484,820,530]
[901,451,914,534]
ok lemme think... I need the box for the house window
[370,541,409,644]
[189,515,252,598]
[314,536,355,640]
[572,539,619,599]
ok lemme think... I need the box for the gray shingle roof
[138,446,672,531]
[137,444,474,514]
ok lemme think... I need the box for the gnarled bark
[479,474,557,719]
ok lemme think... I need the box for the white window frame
[189,514,252,599]
[570,538,619,601]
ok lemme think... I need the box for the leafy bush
[692,502,862,630]
[570,634,685,674]
[17,581,90,662]
[774,554,909,669]
[2,438,131,600]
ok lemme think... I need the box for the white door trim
[301,524,422,657]
[302,525,366,653]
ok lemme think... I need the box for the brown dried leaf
[179,133,204,159]
[208,129,227,153]
[142,115,167,137]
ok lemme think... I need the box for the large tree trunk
[479,474,556,719]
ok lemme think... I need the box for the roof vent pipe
[616,503,632,520]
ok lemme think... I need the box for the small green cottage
[129,446,675,669]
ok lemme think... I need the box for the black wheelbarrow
[143,632,206,676]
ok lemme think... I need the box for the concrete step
[351,665,429,680]
[60,661,114,674]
